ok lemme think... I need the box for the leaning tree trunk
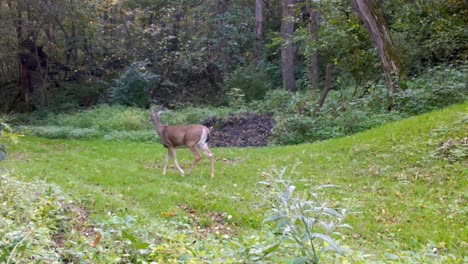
[309,6,319,90]
[281,0,296,92]
[351,0,404,93]
[254,0,263,61]
[313,63,333,115]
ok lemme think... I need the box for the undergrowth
[14,65,467,145]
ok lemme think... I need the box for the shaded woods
[0,0,465,112]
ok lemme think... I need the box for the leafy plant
[110,60,160,108]
[224,64,272,103]
[259,167,351,263]
[0,112,22,161]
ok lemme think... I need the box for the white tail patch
[198,128,213,157]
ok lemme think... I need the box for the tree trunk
[351,0,404,92]
[254,0,263,61]
[309,6,319,90]
[313,63,333,115]
[281,0,296,92]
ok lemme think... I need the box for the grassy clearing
[2,103,467,261]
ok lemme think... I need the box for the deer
[150,106,215,178]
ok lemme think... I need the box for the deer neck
[151,113,165,137]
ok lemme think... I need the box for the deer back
[161,124,209,148]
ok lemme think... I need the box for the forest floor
[203,112,275,147]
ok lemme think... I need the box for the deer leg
[162,151,170,175]
[169,147,185,176]
[200,143,215,178]
[187,146,202,176]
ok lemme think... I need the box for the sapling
[259,167,351,263]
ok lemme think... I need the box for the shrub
[223,64,272,103]
[109,60,159,108]
[103,130,157,142]
[249,89,295,114]
[23,126,100,139]
[0,172,66,263]
[0,112,22,160]
[46,105,151,132]
[392,65,467,115]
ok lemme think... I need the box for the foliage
[22,126,100,140]
[110,60,160,108]
[259,167,351,263]
[19,104,243,141]
[0,171,66,263]
[391,65,468,114]
[0,113,22,161]
[382,0,467,72]
[2,103,467,262]
[271,66,467,145]
[249,89,295,114]
[223,64,273,104]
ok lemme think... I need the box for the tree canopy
[0,0,465,111]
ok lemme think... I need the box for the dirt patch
[179,205,234,238]
[53,203,95,249]
[433,137,467,163]
[203,112,275,147]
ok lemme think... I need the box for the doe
[150,106,215,178]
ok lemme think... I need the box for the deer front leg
[169,147,185,176]
[187,146,202,176]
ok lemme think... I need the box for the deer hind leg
[199,143,215,178]
[163,152,170,175]
[187,145,202,176]
[169,147,185,176]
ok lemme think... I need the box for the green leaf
[293,256,308,264]
[261,242,281,256]
[122,230,149,250]
[263,213,285,223]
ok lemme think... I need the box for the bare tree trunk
[309,6,319,89]
[351,0,403,92]
[313,63,333,115]
[254,0,263,61]
[281,0,296,92]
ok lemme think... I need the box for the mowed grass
[3,103,467,258]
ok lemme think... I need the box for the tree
[254,0,263,61]
[281,0,296,92]
[309,3,319,90]
[351,0,404,92]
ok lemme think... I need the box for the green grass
[2,103,467,261]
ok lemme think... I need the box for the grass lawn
[2,103,467,260]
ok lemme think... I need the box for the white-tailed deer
[150,106,215,178]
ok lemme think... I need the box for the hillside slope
[2,103,467,262]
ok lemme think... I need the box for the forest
[0,0,467,263]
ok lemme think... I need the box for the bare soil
[203,112,275,147]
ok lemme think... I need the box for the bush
[39,105,152,132]
[103,130,157,142]
[392,66,467,115]
[23,126,100,139]
[110,60,159,108]
[270,65,466,145]
[0,172,66,263]
[249,89,295,114]
[224,64,272,103]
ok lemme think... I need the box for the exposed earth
[202,112,275,147]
